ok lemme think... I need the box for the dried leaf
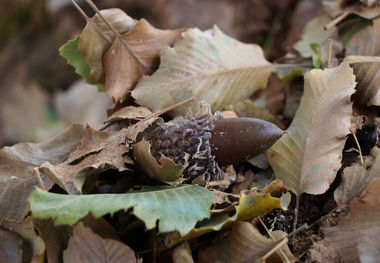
[0,228,23,263]
[104,19,183,102]
[63,222,136,263]
[267,62,356,195]
[29,185,213,236]
[105,106,152,123]
[198,221,294,263]
[310,179,380,262]
[346,18,380,106]
[357,226,380,263]
[78,8,137,83]
[0,124,85,221]
[133,139,185,183]
[224,100,284,130]
[1,216,45,263]
[172,242,194,263]
[293,16,336,58]
[38,126,133,194]
[323,0,380,19]
[132,26,272,116]
[334,147,380,206]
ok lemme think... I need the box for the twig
[258,217,291,263]
[324,11,349,30]
[84,0,151,73]
[291,194,300,245]
[33,167,47,190]
[327,39,333,68]
[351,128,364,165]
[69,0,112,43]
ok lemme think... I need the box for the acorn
[133,113,284,183]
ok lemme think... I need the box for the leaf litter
[3,0,380,262]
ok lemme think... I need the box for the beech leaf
[132,25,272,116]
[267,62,356,195]
[103,19,183,102]
[63,222,136,263]
[28,185,213,236]
[78,8,137,84]
[310,179,380,263]
[334,147,380,207]
[38,126,133,194]
[0,124,85,221]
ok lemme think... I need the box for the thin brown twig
[33,167,47,190]
[327,39,333,68]
[69,0,112,43]
[324,11,349,30]
[84,0,151,73]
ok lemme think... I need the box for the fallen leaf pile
[2,0,380,262]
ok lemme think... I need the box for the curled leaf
[268,62,356,195]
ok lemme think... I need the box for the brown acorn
[133,113,284,183]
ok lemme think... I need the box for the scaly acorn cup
[133,113,284,184]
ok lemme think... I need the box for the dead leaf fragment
[78,8,137,83]
[105,106,152,123]
[172,242,194,263]
[310,179,380,262]
[335,147,380,206]
[63,222,137,263]
[132,26,272,116]
[268,62,356,195]
[346,18,380,106]
[104,19,183,102]
[0,228,23,263]
[198,221,294,263]
[0,124,85,221]
[39,126,133,194]
[323,0,380,19]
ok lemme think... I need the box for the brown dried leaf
[39,126,133,194]
[172,242,194,263]
[1,216,45,263]
[78,8,137,83]
[334,147,380,206]
[105,105,152,124]
[0,124,85,221]
[323,0,380,19]
[268,62,356,195]
[63,222,137,263]
[346,18,380,106]
[104,19,183,102]
[0,228,23,263]
[132,26,272,117]
[310,179,380,262]
[198,221,294,263]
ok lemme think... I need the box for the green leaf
[310,43,321,68]
[59,37,104,91]
[28,185,213,236]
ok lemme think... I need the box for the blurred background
[0,0,322,147]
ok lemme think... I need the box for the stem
[291,194,300,245]
[324,11,349,30]
[34,168,47,190]
[327,39,333,68]
[69,0,112,43]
